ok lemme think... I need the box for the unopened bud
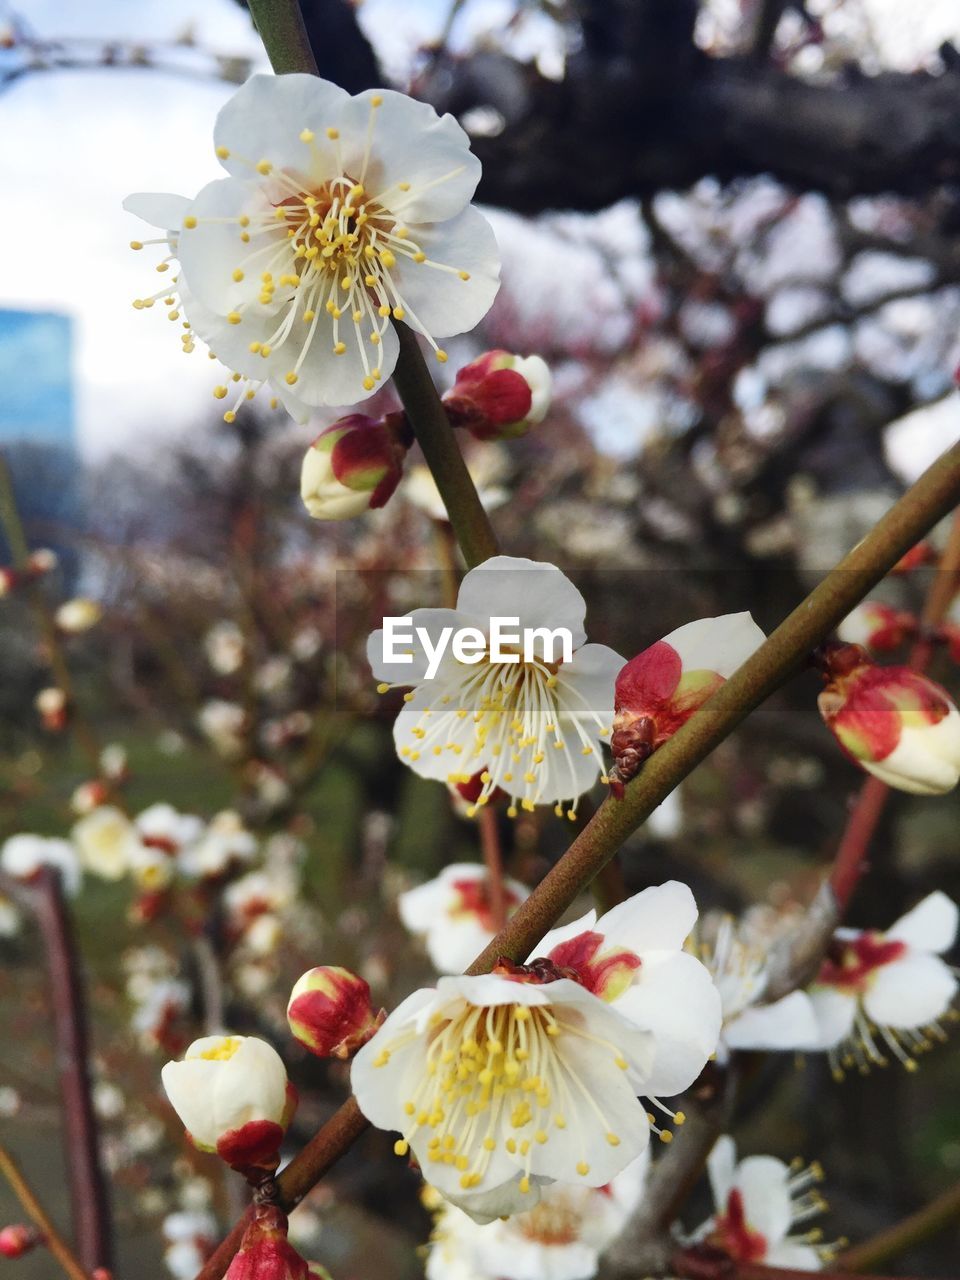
[0,1225,41,1258]
[162,1036,297,1171]
[818,644,960,795]
[610,614,764,795]
[287,966,385,1059]
[35,686,67,732]
[444,350,551,441]
[55,598,103,633]
[0,567,19,597]
[71,780,110,815]
[300,413,411,521]
[836,601,916,655]
[226,1206,309,1280]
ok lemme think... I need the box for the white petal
[612,951,721,1095]
[162,1058,223,1148]
[660,613,766,678]
[807,986,856,1048]
[213,73,350,183]
[707,1135,737,1210]
[446,1174,550,1224]
[503,728,602,806]
[177,178,283,316]
[723,991,822,1052]
[392,697,480,782]
[556,643,624,730]
[367,608,465,683]
[350,987,442,1129]
[398,873,461,933]
[735,1156,793,1241]
[595,881,698,954]
[887,891,959,954]
[438,973,554,1008]
[425,918,495,975]
[337,89,481,222]
[764,1241,822,1270]
[456,557,587,649]
[863,952,957,1029]
[389,206,500,339]
[123,192,192,230]
[278,310,400,409]
[213,1038,288,1135]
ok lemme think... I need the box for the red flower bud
[0,567,19,597]
[226,1207,310,1280]
[444,350,551,441]
[836,601,917,655]
[287,966,385,1059]
[818,645,960,794]
[301,413,412,521]
[0,1225,41,1259]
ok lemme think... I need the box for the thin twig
[0,1144,91,1280]
[21,869,112,1271]
[839,1177,960,1271]
[478,808,507,930]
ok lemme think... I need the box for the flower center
[817,932,906,993]
[198,1036,243,1062]
[374,1000,629,1193]
[516,1193,584,1246]
[712,1188,768,1263]
[451,879,522,932]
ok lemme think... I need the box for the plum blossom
[352,882,719,1220]
[807,891,958,1076]
[443,350,552,442]
[162,1035,296,1170]
[694,1137,829,1271]
[136,803,206,856]
[55,598,102,634]
[179,812,258,880]
[205,621,246,676]
[817,645,960,795]
[399,863,531,974]
[0,834,81,895]
[301,412,411,519]
[368,556,624,817]
[425,1153,648,1280]
[287,966,385,1058]
[609,614,765,795]
[125,74,500,419]
[72,806,144,881]
[162,1211,218,1280]
[835,601,915,655]
[698,912,821,1061]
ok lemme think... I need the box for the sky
[1,0,959,463]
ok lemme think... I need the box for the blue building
[0,309,79,572]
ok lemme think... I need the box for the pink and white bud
[818,645,960,795]
[71,780,110,815]
[444,350,551,441]
[300,413,411,521]
[225,1206,309,1280]
[35,686,67,732]
[161,1035,297,1171]
[0,567,19,597]
[610,613,765,795]
[0,1225,41,1259]
[836,601,916,655]
[25,548,58,577]
[55,598,103,634]
[287,966,385,1059]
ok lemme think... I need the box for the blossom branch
[838,1178,960,1271]
[478,808,507,929]
[194,444,960,1280]
[246,0,318,76]
[24,868,112,1272]
[0,1144,92,1280]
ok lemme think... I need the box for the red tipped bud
[0,1226,41,1259]
[444,350,551,441]
[818,645,960,795]
[287,966,385,1059]
[35,686,67,732]
[836,601,917,655]
[300,413,411,521]
[0,567,19,597]
[226,1206,310,1280]
[610,614,765,794]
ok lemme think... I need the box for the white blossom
[399,863,530,974]
[0,834,81,895]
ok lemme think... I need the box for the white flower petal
[660,612,766,679]
[337,89,481,222]
[456,557,587,649]
[123,192,192,230]
[862,952,957,1029]
[367,607,466,683]
[612,951,721,1095]
[555,643,623,731]
[280,310,400,408]
[595,881,698,954]
[886,891,959,955]
[536,909,599,960]
[723,991,822,1052]
[735,1155,793,1242]
[807,986,857,1049]
[389,206,500,339]
[764,1241,822,1270]
[213,73,350,182]
[707,1135,737,1210]
[177,178,278,316]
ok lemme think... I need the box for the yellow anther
[376,683,390,694]
[394,1139,409,1156]
[399,181,411,191]
[674,1112,686,1125]
[333,341,347,355]
[183,215,197,229]
[606,1133,621,1147]
[393,307,406,320]
[403,691,416,703]
[223,411,236,423]
[363,375,375,390]
[239,215,250,227]
[216,145,230,159]
[436,350,448,363]
[260,344,272,357]
[414,251,427,263]
[232,269,244,282]
[226,312,242,325]
[299,128,315,143]
[370,333,381,346]
[285,371,299,385]
[256,159,272,175]
[576,1162,590,1176]
[129,240,143,250]
[213,386,228,400]
[660,1131,673,1144]
[326,127,339,140]
[303,309,317,322]
[240,231,250,242]
[378,304,391,317]
[519,1177,531,1194]
[379,250,396,269]
[459,271,471,281]
[156,262,169,272]
[349,184,365,200]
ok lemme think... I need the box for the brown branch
[839,1178,960,1272]
[0,1144,92,1280]
[27,869,112,1272]
[479,808,507,930]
